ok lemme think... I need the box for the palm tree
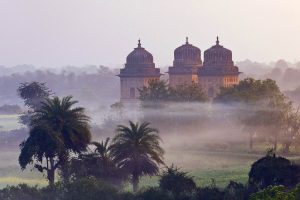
[19,96,91,185]
[110,121,165,192]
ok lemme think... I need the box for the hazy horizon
[0,0,300,68]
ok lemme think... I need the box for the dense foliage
[248,152,300,190]
[70,138,127,186]
[19,96,91,186]
[110,121,165,192]
[215,78,283,104]
[159,165,197,196]
[139,79,207,106]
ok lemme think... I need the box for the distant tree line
[0,66,119,106]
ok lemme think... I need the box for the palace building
[198,37,240,98]
[118,37,240,101]
[117,40,161,101]
[168,37,202,88]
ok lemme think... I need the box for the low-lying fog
[1,59,300,187]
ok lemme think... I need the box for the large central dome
[125,40,155,68]
[173,37,202,67]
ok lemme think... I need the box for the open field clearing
[0,115,23,131]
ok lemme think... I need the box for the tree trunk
[132,174,139,193]
[59,153,70,183]
[48,157,55,187]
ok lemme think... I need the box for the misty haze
[1,1,300,200]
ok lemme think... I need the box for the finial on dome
[216,36,219,45]
[138,39,141,47]
[186,37,189,44]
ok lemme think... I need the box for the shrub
[249,185,295,200]
[62,177,120,200]
[195,186,224,200]
[248,154,300,190]
[159,165,197,196]
[137,187,174,200]
[0,184,42,200]
[223,181,246,200]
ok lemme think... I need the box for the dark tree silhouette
[110,121,164,192]
[159,165,197,196]
[19,96,91,185]
[248,152,300,190]
[70,138,127,186]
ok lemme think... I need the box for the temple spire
[138,39,141,47]
[216,36,219,45]
[186,37,189,44]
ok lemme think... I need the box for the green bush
[194,186,224,200]
[223,181,246,200]
[249,185,295,200]
[137,187,174,200]
[0,184,42,200]
[62,178,120,200]
[159,165,197,196]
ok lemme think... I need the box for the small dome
[125,39,155,68]
[173,37,202,67]
[203,37,234,67]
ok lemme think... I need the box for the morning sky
[0,0,299,68]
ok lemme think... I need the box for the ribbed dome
[173,37,202,67]
[203,37,234,67]
[125,40,155,68]
[119,40,161,78]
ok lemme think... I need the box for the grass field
[1,114,300,190]
[2,142,300,190]
[0,114,23,131]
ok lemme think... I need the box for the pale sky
[0,0,300,68]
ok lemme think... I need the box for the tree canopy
[248,152,300,190]
[110,121,165,192]
[139,79,207,105]
[19,96,91,186]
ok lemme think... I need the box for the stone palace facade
[118,37,240,101]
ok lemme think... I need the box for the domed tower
[199,37,240,98]
[118,40,161,101]
[168,37,202,88]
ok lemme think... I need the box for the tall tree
[217,78,293,151]
[19,96,91,185]
[110,121,164,192]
